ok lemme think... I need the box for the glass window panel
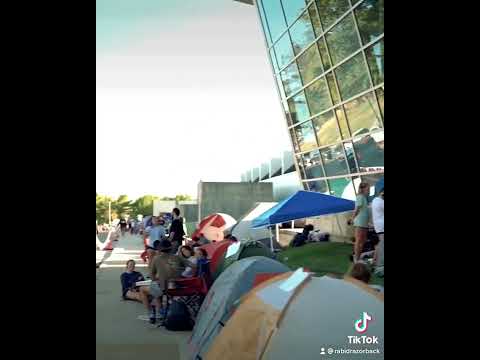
[302,150,325,179]
[290,11,316,55]
[343,141,358,173]
[325,13,361,66]
[297,44,323,85]
[365,39,384,86]
[360,173,384,202]
[270,48,279,74]
[290,129,300,153]
[315,0,350,30]
[275,75,287,101]
[336,107,351,139]
[295,121,318,152]
[328,177,353,199]
[274,32,295,69]
[307,180,329,193]
[259,3,273,46]
[320,143,349,176]
[288,91,311,124]
[308,3,323,37]
[261,0,288,41]
[305,77,332,116]
[376,87,384,119]
[280,62,302,97]
[281,0,308,25]
[312,110,341,147]
[296,155,307,178]
[353,130,384,172]
[355,0,384,45]
[326,72,340,104]
[344,92,382,135]
[317,37,332,71]
[335,53,371,101]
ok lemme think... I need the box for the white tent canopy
[226,202,277,242]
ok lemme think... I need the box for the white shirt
[371,197,384,233]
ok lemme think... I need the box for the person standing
[351,182,370,263]
[371,187,384,269]
[168,208,185,254]
[145,217,166,264]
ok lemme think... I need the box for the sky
[96,0,291,200]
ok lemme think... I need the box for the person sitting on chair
[291,224,314,247]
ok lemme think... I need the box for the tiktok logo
[354,312,372,333]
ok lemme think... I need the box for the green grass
[278,242,384,287]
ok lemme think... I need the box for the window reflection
[270,48,279,74]
[288,91,311,124]
[308,3,323,37]
[317,37,332,71]
[281,62,302,97]
[336,107,351,139]
[355,0,384,45]
[274,32,295,69]
[296,155,307,178]
[297,43,323,85]
[328,177,354,199]
[305,77,332,116]
[259,2,272,46]
[302,149,325,179]
[315,0,350,30]
[326,72,340,104]
[353,130,384,172]
[376,87,384,119]
[290,10,316,55]
[312,110,341,147]
[281,0,308,25]
[320,143,349,176]
[290,129,300,153]
[325,13,361,66]
[344,92,382,135]
[343,141,358,173]
[307,179,329,193]
[260,0,288,42]
[295,121,318,152]
[366,39,384,86]
[335,53,371,101]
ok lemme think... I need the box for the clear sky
[96,0,291,200]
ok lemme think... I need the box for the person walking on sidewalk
[351,182,370,263]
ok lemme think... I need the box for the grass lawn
[278,242,384,287]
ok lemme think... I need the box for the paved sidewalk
[96,233,191,360]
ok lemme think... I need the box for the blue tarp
[251,190,355,228]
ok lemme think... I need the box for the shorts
[149,281,164,298]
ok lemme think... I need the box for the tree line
[96,193,192,224]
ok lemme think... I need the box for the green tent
[214,240,275,279]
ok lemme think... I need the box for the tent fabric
[214,240,275,279]
[205,275,384,360]
[226,202,278,242]
[199,240,234,275]
[251,191,355,228]
[188,257,290,360]
[192,213,237,242]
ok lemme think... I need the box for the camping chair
[164,260,212,318]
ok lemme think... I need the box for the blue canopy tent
[251,191,355,250]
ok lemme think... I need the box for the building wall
[261,171,303,202]
[198,182,274,221]
[253,0,384,199]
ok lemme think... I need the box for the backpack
[164,300,194,331]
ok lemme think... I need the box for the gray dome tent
[188,256,290,360]
[205,274,384,360]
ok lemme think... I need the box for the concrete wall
[198,182,274,221]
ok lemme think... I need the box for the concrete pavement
[96,233,191,360]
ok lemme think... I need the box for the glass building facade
[242,0,384,200]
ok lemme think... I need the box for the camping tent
[213,240,275,279]
[251,191,355,229]
[192,213,237,242]
[205,274,384,360]
[188,257,290,360]
[226,202,278,242]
